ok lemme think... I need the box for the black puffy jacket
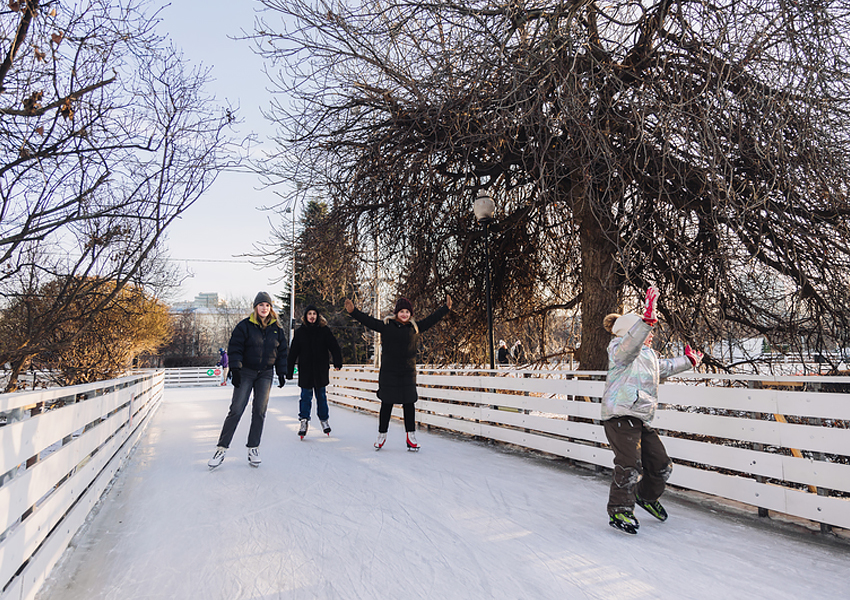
[228,314,289,378]
[286,314,343,388]
[349,305,449,404]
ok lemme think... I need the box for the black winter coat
[228,314,289,377]
[349,305,449,404]
[286,314,343,389]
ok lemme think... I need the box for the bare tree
[0,1,241,388]
[252,0,850,369]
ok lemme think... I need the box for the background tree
[253,0,850,370]
[0,278,171,385]
[259,199,365,363]
[0,0,240,388]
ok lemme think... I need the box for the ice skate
[320,419,331,435]
[374,432,387,450]
[609,511,640,535]
[406,431,420,452]
[248,447,262,467]
[298,418,308,439]
[208,446,226,469]
[635,494,668,521]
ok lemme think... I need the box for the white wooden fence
[163,366,226,387]
[0,371,164,600]
[328,367,850,531]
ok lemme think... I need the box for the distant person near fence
[217,348,229,385]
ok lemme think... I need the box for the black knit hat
[394,297,413,315]
[304,304,319,316]
[253,291,273,307]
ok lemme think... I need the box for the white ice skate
[248,447,262,467]
[208,447,226,469]
[374,432,387,450]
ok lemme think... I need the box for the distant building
[172,292,223,310]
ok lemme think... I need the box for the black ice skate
[635,494,668,521]
[609,511,640,535]
[298,418,308,439]
[320,419,331,435]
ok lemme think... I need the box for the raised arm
[418,295,452,332]
[344,298,385,332]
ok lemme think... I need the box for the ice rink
[36,386,848,600]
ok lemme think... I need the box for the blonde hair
[603,313,621,334]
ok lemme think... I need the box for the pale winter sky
[157,1,293,305]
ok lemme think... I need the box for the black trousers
[378,402,416,433]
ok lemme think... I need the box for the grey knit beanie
[253,291,273,307]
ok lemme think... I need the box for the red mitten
[685,344,703,367]
[643,286,659,326]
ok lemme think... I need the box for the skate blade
[609,520,638,535]
[407,447,420,452]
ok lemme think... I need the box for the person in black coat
[287,304,343,438]
[208,292,288,469]
[497,340,510,365]
[344,294,452,451]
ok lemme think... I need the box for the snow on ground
[36,386,848,600]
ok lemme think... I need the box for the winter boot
[248,447,262,467]
[298,418,308,439]
[374,432,387,450]
[609,511,640,535]
[320,419,331,435]
[635,494,668,521]
[406,431,420,452]
[208,446,226,469]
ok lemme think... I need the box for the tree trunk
[5,355,30,393]
[575,189,621,371]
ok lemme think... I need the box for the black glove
[277,374,286,388]
[230,368,241,388]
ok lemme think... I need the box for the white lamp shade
[474,193,496,222]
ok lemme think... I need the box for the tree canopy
[0,0,240,386]
[253,0,850,369]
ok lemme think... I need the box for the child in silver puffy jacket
[602,286,703,534]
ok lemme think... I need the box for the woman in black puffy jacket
[208,292,288,469]
[344,294,452,451]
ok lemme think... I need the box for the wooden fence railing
[163,367,225,388]
[0,371,164,600]
[328,366,850,532]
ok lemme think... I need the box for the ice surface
[35,387,848,600]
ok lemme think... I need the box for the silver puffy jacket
[600,319,692,423]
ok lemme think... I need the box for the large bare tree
[0,0,240,389]
[253,0,850,369]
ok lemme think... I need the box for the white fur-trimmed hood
[383,314,419,334]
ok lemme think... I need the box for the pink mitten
[685,344,703,367]
[643,286,659,325]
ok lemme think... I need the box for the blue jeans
[216,368,273,448]
[299,386,329,421]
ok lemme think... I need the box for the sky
[36,386,849,600]
[156,1,292,305]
